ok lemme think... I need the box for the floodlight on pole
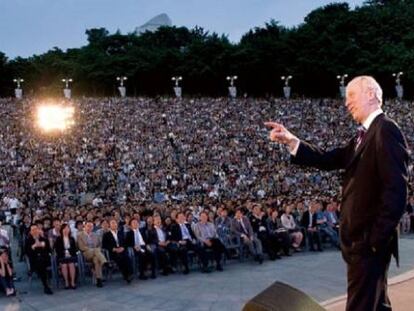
[62,78,73,89]
[116,76,128,87]
[13,78,24,88]
[171,76,182,87]
[392,72,404,99]
[281,75,292,87]
[226,75,238,87]
[336,74,348,87]
[392,72,403,86]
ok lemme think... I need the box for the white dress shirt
[155,226,166,242]
[110,230,119,247]
[134,229,145,247]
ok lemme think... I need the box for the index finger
[264,121,282,129]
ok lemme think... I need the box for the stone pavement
[1,237,413,311]
[324,269,414,311]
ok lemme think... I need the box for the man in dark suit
[300,202,323,252]
[125,218,156,279]
[102,219,133,283]
[147,215,173,275]
[25,224,53,295]
[231,208,264,263]
[169,212,198,274]
[265,76,409,311]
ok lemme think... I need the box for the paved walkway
[324,269,414,311]
[1,237,413,311]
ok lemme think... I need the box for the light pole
[336,74,348,98]
[116,76,127,97]
[13,78,24,99]
[392,72,403,99]
[226,75,237,98]
[172,76,182,98]
[281,75,292,99]
[62,78,73,99]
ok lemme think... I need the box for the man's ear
[367,89,377,105]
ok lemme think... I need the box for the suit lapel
[345,114,384,170]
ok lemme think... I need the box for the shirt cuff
[289,139,300,156]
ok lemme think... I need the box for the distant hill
[135,13,173,35]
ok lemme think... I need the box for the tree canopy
[2,0,414,98]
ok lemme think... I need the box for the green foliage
[2,0,414,97]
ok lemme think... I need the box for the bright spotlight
[37,105,75,132]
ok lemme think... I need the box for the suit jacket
[54,235,77,260]
[324,211,339,227]
[169,223,196,242]
[147,226,168,246]
[125,228,149,248]
[193,222,218,243]
[231,216,254,238]
[102,230,127,257]
[292,113,408,264]
[215,216,232,230]
[249,214,269,234]
[301,211,318,229]
[25,234,51,264]
[77,231,102,253]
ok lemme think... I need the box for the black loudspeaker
[243,281,327,311]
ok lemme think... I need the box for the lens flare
[37,105,75,132]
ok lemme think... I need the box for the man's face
[85,222,93,232]
[110,220,117,231]
[235,211,242,219]
[30,225,39,236]
[345,81,374,124]
[177,214,185,224]
[131,219,138,229]
[200,213,208,223]
[154,216,161,226]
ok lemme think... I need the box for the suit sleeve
[291,140,352,171]
[125,231,133,248]
[102,233,110,251]
[369,121,409,251]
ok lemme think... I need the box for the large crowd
[0,96,413,296]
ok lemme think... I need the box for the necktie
[355,126,367,150]
[240,220,248,235]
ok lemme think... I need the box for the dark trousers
[346,253,392,311]
[257,232,278,259]
[110,252,132,280]
[199,238,225,268]
[270,232,291,255]
[134,249,156,276]
[154,246,171,273]
[0,275,14,291]
[30,257,50,288]
[168,241,197,270]
[307,230,322,250]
